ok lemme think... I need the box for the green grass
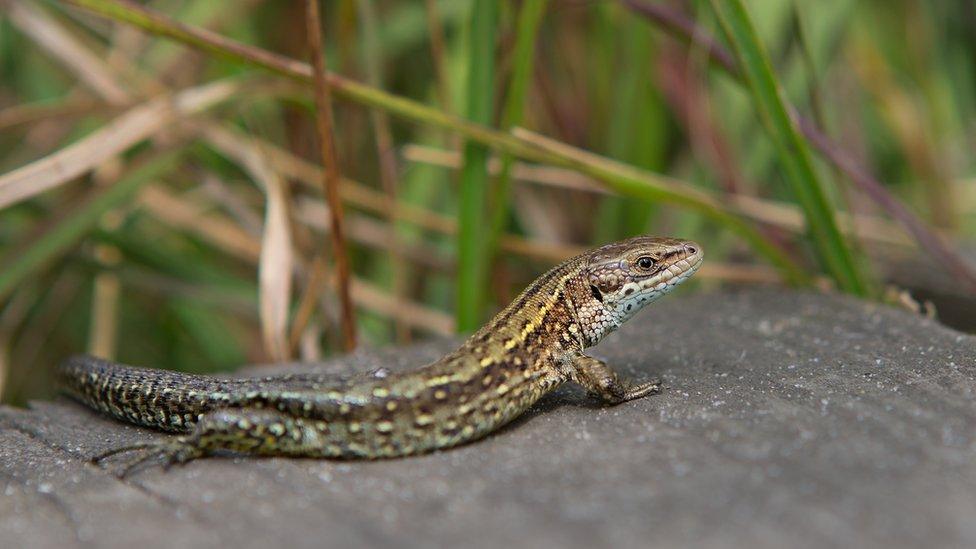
[455,0,499,332]
[709,0,871,296]
[0,148,185,301]
[487,0,548,263]
[1,0,973,404]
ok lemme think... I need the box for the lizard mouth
[649,249,703,291]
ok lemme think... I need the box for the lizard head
[575,236,703,346]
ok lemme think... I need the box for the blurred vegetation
[1,0,974,404]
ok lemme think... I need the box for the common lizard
[59,236,702,472]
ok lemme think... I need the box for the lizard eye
[636,256,655,270]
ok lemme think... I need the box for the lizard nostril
[685,245,698,255]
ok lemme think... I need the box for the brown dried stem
[304,0,357,351]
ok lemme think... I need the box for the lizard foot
[91,438,203,478]
[569,354,664,405]
[585,378,662,403]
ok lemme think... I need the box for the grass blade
[487,0,548,262]
[456,0,498,331]
[708,0,870,296]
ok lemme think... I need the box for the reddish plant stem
[305,0,357,350]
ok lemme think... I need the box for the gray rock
[879,242,976,331]
[2,289,975,549]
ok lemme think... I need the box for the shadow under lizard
[58,236,703,472]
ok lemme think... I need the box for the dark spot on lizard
[590,284,603,302]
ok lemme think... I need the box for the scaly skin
[58,236,703,471]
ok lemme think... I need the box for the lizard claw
[620,378,663,401]
[91,438,203,478]
[90,441,154,464]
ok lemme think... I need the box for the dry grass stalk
[288,255,330,353]
[8,0,136,362]
[0,98,122,131]
[137,186,453,335]
[305,0,357,351]
[349,277,454,336]
[0,79,239,209]
[138,185,262,261]
[404,144,916,248]
[256,178,293,362]
[198,123,295,361]
[294,199,452,273]
[402,144,604,194]
[248,132,607,264]
[87,246,122,358]
[355,0,410,342]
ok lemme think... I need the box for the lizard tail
[58,355,229,432]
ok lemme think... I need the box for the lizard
[58,236,702,473]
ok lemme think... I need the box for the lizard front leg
[566,354,661,405]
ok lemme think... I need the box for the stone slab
[2,289,974,549]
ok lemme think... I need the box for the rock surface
[2,289,975,549]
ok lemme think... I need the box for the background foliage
[1,0,974,404]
